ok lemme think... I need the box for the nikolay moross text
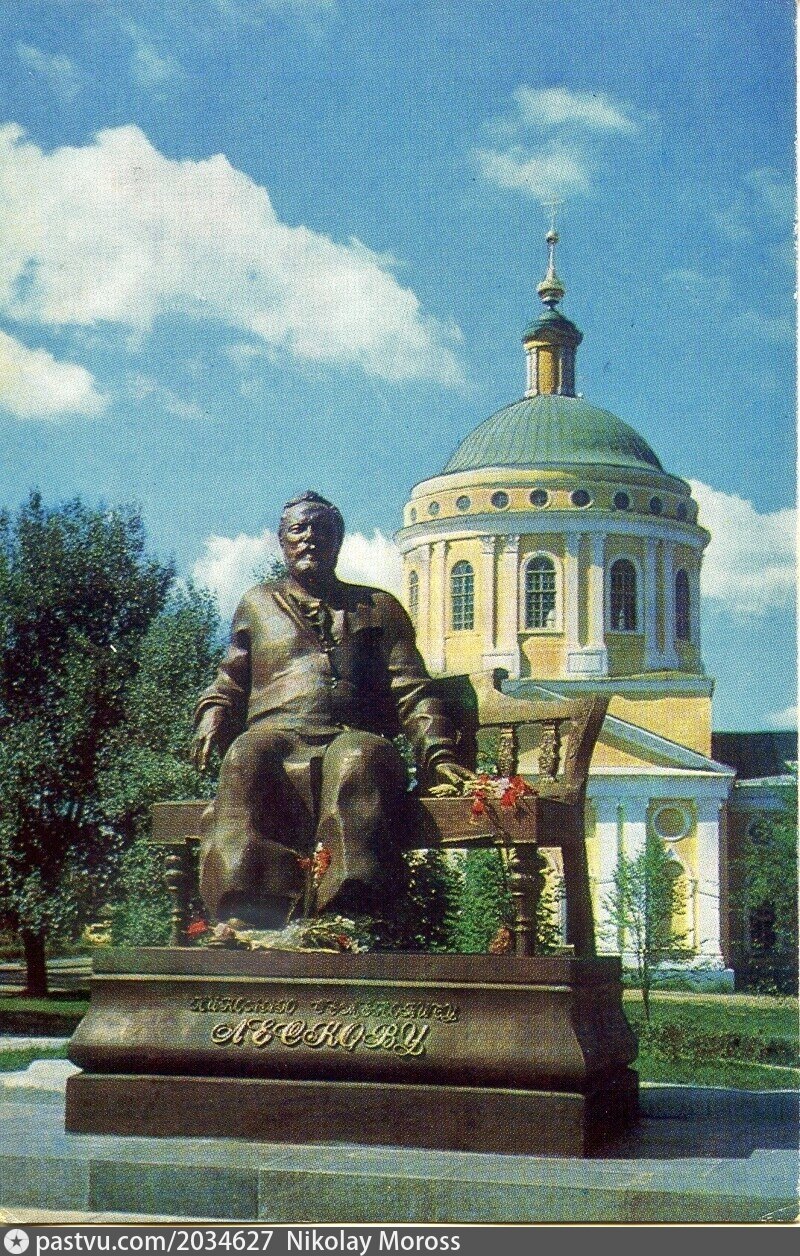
[286,1235,460,1252]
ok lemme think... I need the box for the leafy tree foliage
[101,583,223,947]
[451,850,514,952]
[603,832,691,1022]
[733,770,798,995]
[0,493,174,993]
[389,850,462,951]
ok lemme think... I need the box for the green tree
[733,769,798,995]
[99,583,223,946]
[452,849,514,952]
[603,832,691,1022]
[391,850,462,951]
[0,493,174,993]
[451,847,565,954]
[535,864,566,954]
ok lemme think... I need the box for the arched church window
[408,570,419,625]
[450,561,474,631]
[675,569,690,641]
[610,559,637,631]
[524,555,557,630]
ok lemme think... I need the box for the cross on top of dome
[536,225,566,309]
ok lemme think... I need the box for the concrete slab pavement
[0,1062,796,1224]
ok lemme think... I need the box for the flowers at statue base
[465,774,533,820]
[186,917,210,940]
[297,843,332,885]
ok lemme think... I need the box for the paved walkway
[0,1058,796,1224]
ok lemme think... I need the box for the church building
[395,230,735,983]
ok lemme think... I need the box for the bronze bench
[151,670,608,957]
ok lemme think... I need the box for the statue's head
[278,491,345,583]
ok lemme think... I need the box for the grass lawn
[0,1044,69,1073]
[623,989,800,1090]
[0,994,89,1036]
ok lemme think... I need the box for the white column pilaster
[695,798,725,966]
[644,536,661,669]
[489,533,520,677]
[588,532,606,647]
[525,348,537,397]
[567,531,608,676]
[564,530,580,653]
[414,545,431,661]
[429,540,447,674]
[592,799,622,955]
[479,535,496,665]
[620,797,649,965]
[661,540,680,669]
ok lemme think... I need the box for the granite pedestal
[65,948,637,1155]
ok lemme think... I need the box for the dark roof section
[711,731,798,780]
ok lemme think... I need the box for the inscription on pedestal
[187,989,462,1058]
[209,1018,431,1056]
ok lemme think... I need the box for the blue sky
[0,0,795,729]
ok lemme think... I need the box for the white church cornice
[394,510,709,553]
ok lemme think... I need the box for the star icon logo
[4,1231,29,1254]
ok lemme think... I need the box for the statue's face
[279,503,342,581]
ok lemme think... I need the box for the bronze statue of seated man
[192,491,473,930]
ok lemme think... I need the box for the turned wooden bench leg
[164,849,191,946]
[506,844,544,957]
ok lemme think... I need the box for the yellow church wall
[607,692,712,755]
[538,346,558,393]
[402,464,702,529]
[520,634,564,676]
[591,738,659,770]
[606,533,645,563]
[518,534,565,676]
[442,537,484,674]
[673,543,697,573]
[604,535,647,674]
[647,804,699,948]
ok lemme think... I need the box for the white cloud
[766,704,798,730]
[16,43,80,102]
[337,530,403,595]
[475,143,590,201]
[691,480,796,616]
[0,329,105,420]
[476,86,638,202]
[664,268,732,307]
[192,527,402,622]
[514,87,638,135]
[127,372,208,422]
[0,124,462,386]
[211,0,334,15]
[125,25,183,89]
[714,166,794,243]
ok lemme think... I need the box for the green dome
[443,393,664,475]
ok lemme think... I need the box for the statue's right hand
[191,706,227,773]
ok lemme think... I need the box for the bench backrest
[432,669,608,802]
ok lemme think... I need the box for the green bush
[107,838,173,947]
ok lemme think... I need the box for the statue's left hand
[430,761,476,795]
